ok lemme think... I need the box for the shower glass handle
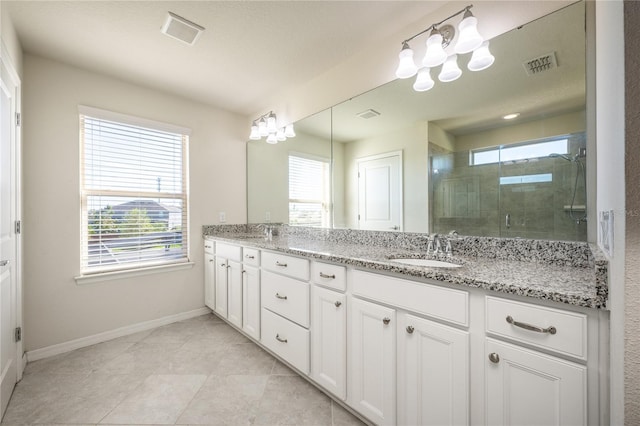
[505,213,511,229]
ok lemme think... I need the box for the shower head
[549,153,574,162]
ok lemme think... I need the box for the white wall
[1,4,23,77]
[595,2,626,424]
[22,54,247,351]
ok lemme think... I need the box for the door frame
[1,40,24,380]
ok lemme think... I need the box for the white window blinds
[288,153,331,227]
[79,108,189,274]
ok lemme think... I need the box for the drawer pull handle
[383,317,391,325]
[406,325,415,334]
[275,261,288,267]
[275,334,288,343]
[275,293,288,300]
[488,352,500,363]
[209,259,213,262]
[245,255,255,259]
[319,272,336,279]
[335,301,342,308]
[220,263,227,267]
[506,315,557,335]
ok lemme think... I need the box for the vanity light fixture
[394,4,494,92]
[249,111,295,144]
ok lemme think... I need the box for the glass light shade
[455,15,483,54]
[258,118,268,136]
[439,54,462,82]
[413,68,435,92]
[276,128,287,141]
[266,133,278,144]
[249,123,260,140]
[395,45,418,79]
[422,33,447,68]
[284,123,296,138]
[266,113,277,133]
[468,41,495,71]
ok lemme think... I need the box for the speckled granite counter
[203,225,608,309]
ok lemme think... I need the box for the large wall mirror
[247,1,588,241]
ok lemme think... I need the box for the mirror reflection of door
[357,151,403,231]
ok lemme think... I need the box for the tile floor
[1,313,366,426]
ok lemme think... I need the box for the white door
[398,314,469,426]
[357,151,402,232]
[204,252,215,309]
[227,260,243,328]
[348,297,396,425]
[311,286,346,400]
[241,265,260,340]
[0,50,20,418]
[214,257,228,318]
[485,338,587,426]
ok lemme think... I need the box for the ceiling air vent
[161,12,205,46]
[356,109,381,119]
[523,52,558,76]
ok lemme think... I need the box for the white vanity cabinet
[484,296,589,426]
[204,240,215,310]
[242,248,261,340]
[214,242,243,326]
[311,262,347,400]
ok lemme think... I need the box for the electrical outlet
[219,211,226,223]
[265,211,271,222]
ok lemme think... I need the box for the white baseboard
[26,307,211,362]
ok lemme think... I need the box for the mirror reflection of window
[288,153,331,227]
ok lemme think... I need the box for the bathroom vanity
[203,225,608,426]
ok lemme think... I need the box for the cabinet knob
[488,353,500,364]
[382,317,391,325]
[335,301,342,308]
[406,325,415,334]
[209,259,213,262]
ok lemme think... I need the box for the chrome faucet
[427,234,442,255]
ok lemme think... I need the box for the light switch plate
[598,210,614,257]
[219,211,226,223]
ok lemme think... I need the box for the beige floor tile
[271,360,298,376]
[331,401,368,426]
[211,343,275,376]
[95,342,183,375]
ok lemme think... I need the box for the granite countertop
[205,229,608,310]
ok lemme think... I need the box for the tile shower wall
[431,134,587,241]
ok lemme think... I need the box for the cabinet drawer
[216,242,242,262]
[312,262,346,292]
[352,269,469,327]
[261,308,310,374]
[486,296,588,360]
[262,251,309,281]
[242,248,260,267]
[204,240,214,254]
[261,270,310,327]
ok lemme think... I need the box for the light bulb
[439,54,462,82]
[266,112,277,133]
[258,118,268,136]
[455,10,483,54]
[266,133,278,144]
[249,122,260,140]
[413,68,435,92]
[284,123,296,138]
[422,30,447,68]
[467,41,495,71]
[276,128,287,141]
[395,42,418,79]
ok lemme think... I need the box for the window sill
[75,261,195,285]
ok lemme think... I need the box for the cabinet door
[348,298,396,426]
[398,314,469,426]
[214,257,228,318]
[242,265,260,340]
[227,260,243,328]
[311,286,346,400]
[486,338,587,426]
[204,252,215,310]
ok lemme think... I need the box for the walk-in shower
[549,152,587,224]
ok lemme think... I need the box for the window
[470,137,569,166]
[288,153,331,227]
[79,106,189,274]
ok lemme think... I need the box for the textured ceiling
[5,0,440,116]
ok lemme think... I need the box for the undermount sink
[389,258,462,268]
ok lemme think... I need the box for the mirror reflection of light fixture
[249,111,295,144]
[394,4,493,92]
